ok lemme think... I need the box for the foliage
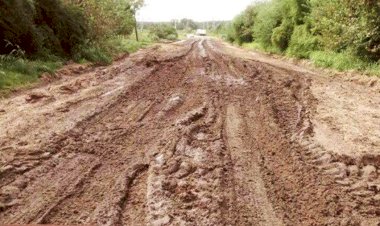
[0,55,61,94]
[252,2,282,48]
[64,0,143,40]
[34,0,88,57]
[0,0,149,92]
[149,25,178,40]
[232,5,257,44]
[271,19,293,51]
[310,51,369,71]
[0,0,87,57]
[310,0,380,60]
[221,0,380,76]
[286,25,319,58]
[176,19,198,31]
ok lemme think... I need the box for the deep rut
[0,38,379,225]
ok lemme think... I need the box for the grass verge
[0,58,62,96]
[0,32,154,96]
[242,42,380,77]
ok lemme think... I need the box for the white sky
[137,0,255,22]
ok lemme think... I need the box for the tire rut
[1,38,379,225]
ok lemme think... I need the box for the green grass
[309,51,380,76]
[0,32,155,95]
[241,42,380,77]
[242,42,282,54]
[0,57,62,95]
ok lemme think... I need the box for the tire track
[225,104,283,226]
[1,37,378,225]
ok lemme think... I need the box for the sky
[137,0,256,22]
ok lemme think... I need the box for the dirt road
[0,38,379,225]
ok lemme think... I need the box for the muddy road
[0,38,379,225]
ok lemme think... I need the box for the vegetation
[223,0,380,76]
[148,24,178,41]
[0,0,149,94]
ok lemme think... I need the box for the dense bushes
[0,0,142,59]
[0,0,87,58]
[287,25,318,58]
[149,25,178,41]
[0,0,147,93]
[310,0,380,61]
[64,0,139,40]
[232,5,256,44]
[224,0,380,73]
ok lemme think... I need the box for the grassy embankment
[0,31,154,96]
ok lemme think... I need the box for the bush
[34,0,88,57]
[271,19,293,51]
[0,0,40,55]
[287,25,319,58]
[310,0,380,61]
[64,0,137,40]
[252,2,282,48]
[149,25,178,40]
[232,5,257,44]
[0,0,88,58]
[73,44,112,65]
[310,51,368,71]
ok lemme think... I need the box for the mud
[0,38,379,225]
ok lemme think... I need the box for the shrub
[252,2,282,48]
[271,19,293,51]
[232,5,257,44]
[0,0,88,58]
[310,0,380,61]
[0,0,40,55]
[34,0,88,57]
[64,0,137,40]
[310,51,368,71]
[287,25,319,58]
[149,25,178,40]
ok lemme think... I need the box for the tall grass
[0,56,61,94]
[309,51,380,73]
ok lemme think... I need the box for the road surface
[0,38,379,225]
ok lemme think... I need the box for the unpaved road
[0,38,380,225]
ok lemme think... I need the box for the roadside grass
[0,31,154,96]
[309,51,380,76]
[242,42,282,55]
[75,31,154,65]
[242,42,380,77]
[0,57,62,96]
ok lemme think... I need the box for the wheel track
[1,38,378,225]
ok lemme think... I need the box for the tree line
[223,0,380,72]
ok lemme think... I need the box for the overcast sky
[137,0,255,22]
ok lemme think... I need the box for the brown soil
[0,38,379,225]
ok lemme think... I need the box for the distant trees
[149,24,178,41]
[176,19,198,31]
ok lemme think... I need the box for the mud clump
[25,90,51,103]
